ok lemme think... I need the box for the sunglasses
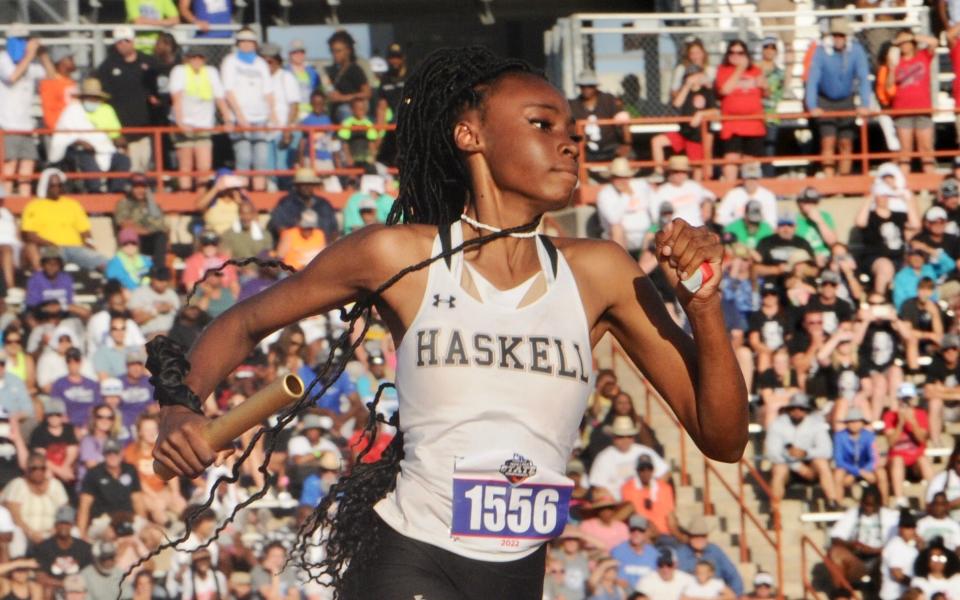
[932,555,948,563]
[111,327,125,332]
[728,49,746,55]
[27,465,44,471]
[96,413,114,420]
[4,337,20,344]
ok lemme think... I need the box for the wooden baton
[154,374,305,481]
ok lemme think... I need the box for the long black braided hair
[133,47,547,599]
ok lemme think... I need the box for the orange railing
[610,342,785,597]
[800,534,855,599]
[577,105,960,185]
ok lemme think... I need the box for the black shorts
[816,95,857,140]
[721,134,764,157]
[351,520,547,599]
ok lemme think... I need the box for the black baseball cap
[387,43,404,57]
[798,187,821,203]
[761,281,779,296]
[149,265,172,281]
[940,178,959,198]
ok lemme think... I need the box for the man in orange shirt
[122,413,185,525]
[621,455,678,540]
[39,48,76,130]
[276,209,326,270]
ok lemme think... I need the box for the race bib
[451,452,572,545]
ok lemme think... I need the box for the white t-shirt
[0,207,19,247]
[652,180,715,228]
[0,54,44,131]
[829,507,899,549]
[596,179,653,251]
[716,185,778,229]
[85,311,145,355]
[128,285,181,337]
[169,64,225,128]
[589,443,669,501]
[174,569,227,600]
[287,434,339,458]
[220,53,274,123]
[912,575,960,600]
[636,570,695,599]
[879,536,919,600]
[270,69,300,128]
[680,577,727,599]
[928,470,960,520]
[947,0,960,25]
[917,515,960,550]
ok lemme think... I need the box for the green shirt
[795,211,836,257]
[85,103,123,139]
[125,0,178,54]
[342,192,394,234]
[724,219,773,250]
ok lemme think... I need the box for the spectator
[808,271,856,335]
[0,189,19,293]
[322,30,371,124]
[675,515,743,596]
[251,541,298,600]
[806,17,872,176]
[550,529,592,600]
[222,28,275,191]
[287,40,318,120]
[77,438,144,539]
[758,37,786,178]
[579,489,630,551]
[77,404,115,482]
[193,268,236,318]
[885,382,933,507]
[99,380,130,441]
[105,228,152,291]
[910,541,960,597]
[341,173,394,234]
[80,540,122,600]
[832,408,882,500]
[36,332,93,393]
[25,248,80,316]
[827,486,899,588]
[222,200,273,259]
[29,397,78,488]
[900,277,946,377]
[912,206,960,275]
[754,214,816,281]
[587,557,628,600]
[178,0,232,37]
[195,173,247,236]
[114,173,169,267]
[745,572,777,599]
[879,510,920,600]
[0,559,42,600]
[928,447,960,520]
[49,347,100,431]
[723,200,773,252]
[651,67,717,181]
[670,38,716,100]
[621,455,676,539]
[570,71,631,163]
[86,286,145,356]
[337,97,380,167]
[757,346,802,427]
[119,348,154,432]
[0,28,49,198]
[679,560,736,599]
[764,392,839,505]
[124,0,179,53]
[173,548,226,600]
[298,91,340,173]
[715,39,767,182]
[1,450,66,545]
[227,571,254,600]
[636,548,695,599]
[48,81,131,193]
[918,492,960,550]
[21,170,107,272]
[717,162,777,229]
[39,47,77,130]
[29,506,92,595]
[859,300,906,417]
[3,327,36,398]
[651,156,714,227]
[589,416,668,501]
[925,334,960,444]
[794,187,839,263]
[267,168,339,242]
[595,158,652,257]
[182,230,239,294]
[934,177,960,236]
[287,413,338,470]
[124,413,185,526]
[170,46,231,192]
[747,281,791,372]
[92,313,129,377]
[611,515,659,590]
[893,250,941,312]
[0,351,31,421]
[129,266,180,339]
[885,31,939,174]
[261,43,300,190]
[375,43,407,165]
[95,26,159,173]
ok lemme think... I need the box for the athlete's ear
[453,117,483,153]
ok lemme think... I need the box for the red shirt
[882,407,929,453]
[715,64,766,139]
[348,429,393,464]
[892,49,933,111]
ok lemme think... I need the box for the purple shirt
[77,435,105,483]
[238,277,278,302]
[25,272,74,308]
[50,375,101,426]
[119,375,154,428]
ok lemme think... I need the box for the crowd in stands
[3,2,960,600]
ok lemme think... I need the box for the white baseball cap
[112,25,135,42]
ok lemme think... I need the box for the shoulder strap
[538,234,559,279]
[439,224,453,269]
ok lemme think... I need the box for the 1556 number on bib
[452,479,572,540]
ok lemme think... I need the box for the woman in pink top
[715,39,768,182]
[578,488,631,551]
[885,31,939,173]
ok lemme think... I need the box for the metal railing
[801,534,855,599]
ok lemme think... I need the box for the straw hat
[585,488,628,512]
[681,514,713,536]
[604,415,639,437]
[78,78,110,100]
[293,167,323,185]
[667,155,691,172]
[608,157,637,179]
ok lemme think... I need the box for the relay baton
[681,263,714,293]
[154,374,305,480]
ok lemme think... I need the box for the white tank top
[374,221,594,562]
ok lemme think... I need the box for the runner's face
[466,75,580,211]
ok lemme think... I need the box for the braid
[127,47,544,600]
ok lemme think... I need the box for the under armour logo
[432,294,456,308]
[413,596,427,600]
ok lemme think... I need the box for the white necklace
[459,213,540,238]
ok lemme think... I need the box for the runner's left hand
[654,218,723,304]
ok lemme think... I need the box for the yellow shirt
[21,197,91,246]
[204,199,240,236]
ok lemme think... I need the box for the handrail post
[308,128,315,170]
[577,121,587,185]
[700,117,711,181]
[775,500,784,600]
[738,465,748,564]
[801,537,809,600]
[859,109,869,175]
[702,460,712,515]
[680,429,688,485]
[0,131,6,195]
[153,128,164,188]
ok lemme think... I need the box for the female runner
[153,47,748,599]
